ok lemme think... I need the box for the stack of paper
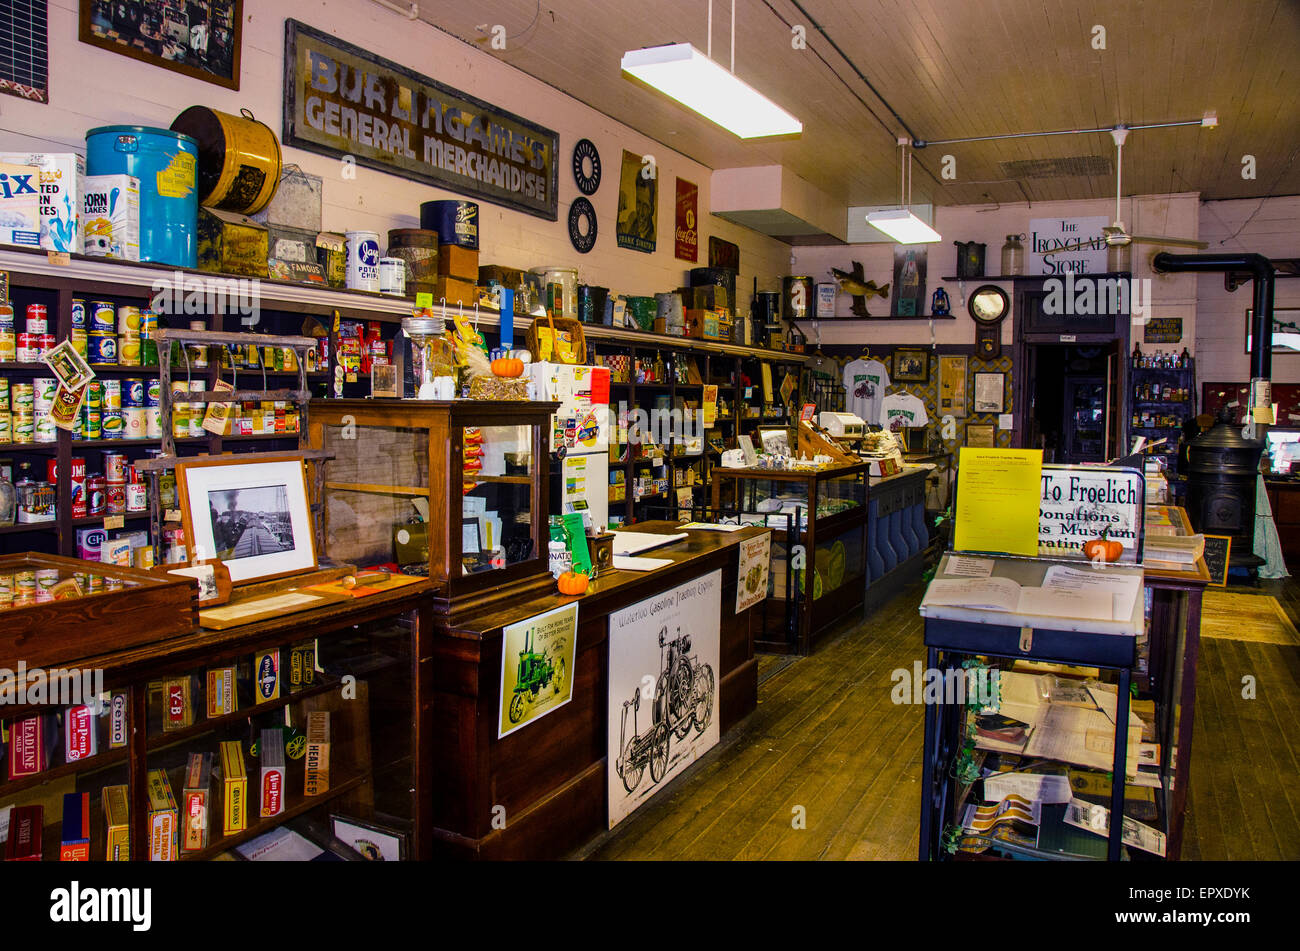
[1145,533,1205,568]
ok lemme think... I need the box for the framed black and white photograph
[974,372,1006,413]
[892,348,929,383]
[176,456,316,584]
[330,815,407,861]
[1245,308,1300,354]
[79,0,242,90]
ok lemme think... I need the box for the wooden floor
[584,574,1300,861]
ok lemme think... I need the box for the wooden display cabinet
[309,400,558,617]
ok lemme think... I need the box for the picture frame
[973,372,1006,413]
[462,517,483,555]
[79,0,242,91]
[892,348,929,383]
[938,355,968,417]
[1245,308,1300,354]
[175,456,317,585]
[329,815,408,861]
[966,423,997,448]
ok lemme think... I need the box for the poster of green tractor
[498,602,579,738]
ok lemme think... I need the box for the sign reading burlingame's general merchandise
[283,20,559,220]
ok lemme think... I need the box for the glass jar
[0,462,15,526]
[1001,234,1026,275]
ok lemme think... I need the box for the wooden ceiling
[414,0,1300,208]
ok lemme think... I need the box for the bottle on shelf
[1179,347,1190,369]
[0,461,14,526]
[1132,343,1142,367]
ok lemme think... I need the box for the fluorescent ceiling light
[621,43,802,139]
[865,209,942,244]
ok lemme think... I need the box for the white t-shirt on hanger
[843,358,890,425]
[881,392,929,431]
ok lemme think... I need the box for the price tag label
[104,515,124,530]
[164,509,182,523]
[415,292,434,308]
[47,251,70,266]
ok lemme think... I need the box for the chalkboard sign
[1203,535,1232,587]
[1144,317,1184,344]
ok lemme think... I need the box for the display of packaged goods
[146,768,178,861]
[5,805,43,861]
[254,649,280,702]
[0,161,43,247]
[206,666,237,717]
[103,784,131,860]
[0,152,84,252]
[437,243,480,282]
[197,207,269,277]
[109,690,128,749]
[260,728,286,818]
[161,676,193,731]
[60,791,92,861]
[7,714,49,777]
[182,751,214,852]
[82,174,141,260]
[219,739,247,836]
[304,711,331,797]
[63,702,98,761]
[288,640,317,692]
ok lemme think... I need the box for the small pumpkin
[1082,529,1123,563]
[491,357,525,378]
[557,571,590,596]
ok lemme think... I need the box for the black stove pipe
[1152,252,1275,379]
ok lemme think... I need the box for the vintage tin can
[13,568,37,604]
[87,474,106,514]
[34,415,57,443]
[16,332,38,362]
[0,414,9,443]
[12,413,33,443]
[100,410,124,438]
[0,573,12,607]
[81,405,101,439]
[32,376,56,410]
[34,567,59,602]
[122,378,145,407]
[12,382,33,410]
[101,378,121,411]
[71,298,86,328]
[103,450,127,482]
[116,305,141,336]
[88,331,117,364]
[122,406,147,439]
[145,379,161,406]
[105,480,126,515]
[84,380,102,410]
[0,301,12,331]
[125,481,147,513]
[0,330,15,362]
[117,336,141,366]
[69,327,88,358]
[145,405,162,438]
[90,301,116,332]
[188,379,205,437]
[70,457,86,518]
[345,230,381,292]
[25,304,48,335]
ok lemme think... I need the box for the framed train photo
[79,0,242,90]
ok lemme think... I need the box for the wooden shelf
[0,521,56,534]
[470,475,532,484]
[0,747,130,797]
[325,481,430,496]
[940,271,1133,282]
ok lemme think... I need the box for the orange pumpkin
[557,571,590,595]
[1083,531,1123,563]
[491,357,525,378]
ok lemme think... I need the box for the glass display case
[710,462,869,653]
[309,400,558,613]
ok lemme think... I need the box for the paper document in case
[609,531,689,556]
[952,448,1043,556]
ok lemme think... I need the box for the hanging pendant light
[867,140,941,243]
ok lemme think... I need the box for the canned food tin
[86,573,104,592]
[88,474,106,514]
[85,380,103,410]
[100,410,124,438]
[0,302,12,331]
[35,415,57,443]
[102,379,122,411]
[17,332,38,362]
[103,451,127,482]
[126,481,148,512]
[0,414,10,442]
[122,378,145,407]
[0,574,12,608]
[146,379,161,406]
[90,301,117,332]
[117,305,141,336]
[145,405,162,438]
[35,568,60,603]
[70,328,88,358]
[39,333,55,356]
[12,382,34,410]
[118,336,141,366]
[140,311,157,336]
[71,299,87,329]
[379,257,406,296]
[0,376,9,408]
[14,569,37,605]
[133,546,154,569]
[346,230,381,292]
[188,379,205,437]
[122,406,147,439]
[25,304,48,335]
[0,331,15,362]
[12,413,34,443]
[158,470,177,509]
[33,377,57,410]
[70,458,86,518]
[106,480,126,515]
[140,336,158,367]
[81,405,101,439]
[88,331,118,365]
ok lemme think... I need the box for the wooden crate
[0,553,197,668]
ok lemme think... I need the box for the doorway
[1024,343,1123,464]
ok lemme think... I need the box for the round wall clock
[572,139,601,195]
[568,198,597,253]
[968,284,1010,359]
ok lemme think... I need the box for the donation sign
[1038,465,1144,562]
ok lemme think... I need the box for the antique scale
[968,284,1010,359]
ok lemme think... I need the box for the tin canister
[88,331,118,365]
[145,379,161,406]
[35,415,57,443]
[158,468,176,509]
[118,336,141,366]
[71,299,87,329]
[171,381,189,437]
[0,302,12,331]
[70,328,88,358]
[126,481,148,512]
[87,474,106,514]
[133,546,155,569]
[145,405,162,438]
[17,332,38,362]
[100,410,124,438]
[12,382,34,411]
[379,257,406,296]
[90,301,117,332]
[122,378,145,407]
[116,306,141,336]
[84,380,102,410]
[0,574,12,608]
[26,304,48,335]
[0,330,14,362]
[39,333,54,357]
[106,480,127,515]
[12,413,33,443]
[345,230,381,292]
[102,379,122,411]
[188,379,206,436]
[103,451,127,482]
[33,377,56,410]
[14,569,37,605]
[0,414,9,442]
[0,377,7,409]
[81,405,101,439]
[123,406,147,439]
[35,568,60,603]
[69,458,87,518]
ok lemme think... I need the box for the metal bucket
[170,107,282,215]
[86,126,198,268]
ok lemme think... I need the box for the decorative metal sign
[1144,317,1183,344]
[1038,464,1145,562]
[282,19,558,220]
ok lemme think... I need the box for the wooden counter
[428,521,770,859]
[1265,480,1300,565]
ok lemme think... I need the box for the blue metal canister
[86,126,199,268]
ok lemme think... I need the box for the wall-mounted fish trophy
[830,261,889,317]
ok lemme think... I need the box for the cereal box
[82,174,140,260]
[0,152,84,253]
[0,162,42,248]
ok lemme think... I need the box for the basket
[527,312,587,365]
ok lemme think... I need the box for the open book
[924,565,1140,623]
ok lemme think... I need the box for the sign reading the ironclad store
[282,20,559,220]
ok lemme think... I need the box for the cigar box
[63,703,98,762]
[7,714,49,778]
[182,752,213,852]
[5,804,43,861]
[437,243,479,282]
[60,791,91,861]
[197,208,268,278]
[161,676,193,731]
[109,691,128,749]
[304,711,331,797]
[146,768,178,861]
[433,275,478,306]
[253,649,280,703]
[103,784,130,861]
[206,666,237,717]
[219,740,247,836]
[289,640,317,693]
[260,728,285,818]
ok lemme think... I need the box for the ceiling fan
[1048,127,1208,257]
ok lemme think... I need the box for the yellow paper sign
[953,448,1043,556]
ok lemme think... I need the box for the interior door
[1065,376,1107,463]
[1105,341,1123,461]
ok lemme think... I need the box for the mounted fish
[830,261,890,317]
